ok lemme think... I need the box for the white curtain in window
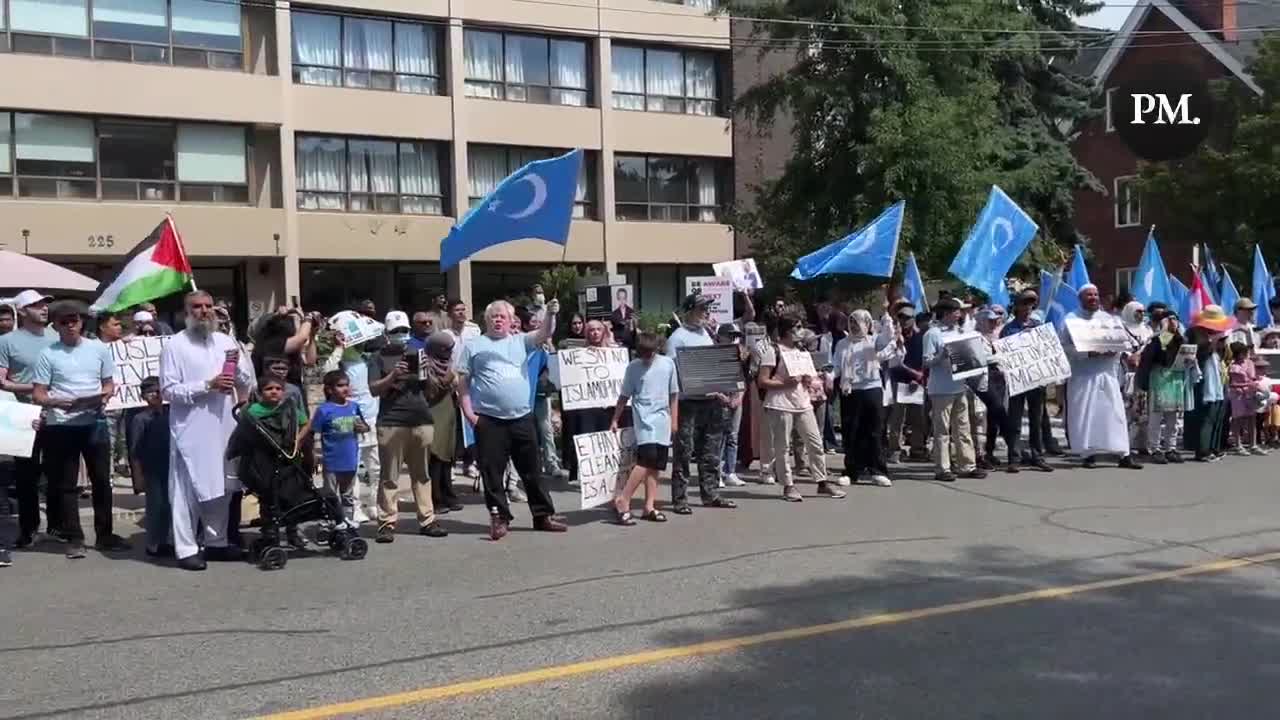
[93,0,166,29]
[295,136,344,209]
[468,147,508,203]
[344,18,393,74]
[645,49,684,99]
[550,40,587,106]
[611,46,645,110]
[10,0,88,36]
[347,139,396,195]
[695,160,718,222]
[464,31,503,81]
[399,142,441,214]
[14,113,94,162]
[171,0,241,49]
[176,124,246,183]
[292,12,341,85]
[394,22,436,77]
[684,0,715,9]
[0,113,11,174]
[685,52,717,99]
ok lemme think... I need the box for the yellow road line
[256,550,1280,720]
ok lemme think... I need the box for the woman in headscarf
[831,309,902,487]
[423,331,464,512]
[1120,301,1154,455]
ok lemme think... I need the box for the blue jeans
[144,469,172,548]
[721,403,743,475]
[535,397,563,474]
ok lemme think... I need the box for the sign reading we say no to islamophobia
[106,336,169,410]
[558,346,630,411]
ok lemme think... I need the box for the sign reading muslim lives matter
[106,336,170,411]
[575,428,636,509]
[558,346,630,410]
[992,324,1072,396]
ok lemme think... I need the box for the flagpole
[166,213,198,292]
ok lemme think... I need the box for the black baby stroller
[227,399,368,570]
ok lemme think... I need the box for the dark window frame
[294,133,449,216]
[463,27,591,108]
[466,144,596,220]
[0,0,245,71]
[0,110,251,204]
[611,43,722,117]
[290,10,443,96]
[613,153,725,223]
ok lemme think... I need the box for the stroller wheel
[315,527,331,547]
[259,546,288,571]
[342,537,369,561]
[250,538,271,561]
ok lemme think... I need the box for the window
[467,145,594,219]
[291,11,440,95]
[660,0,717,8]
[1116,267,1136,297]
[463,29,588,107]
[614,154,723,222]
[1114,175,1140,227]
[295,134,445,215]
[611,44,720,115]
[0,112,248,202]
[1105,87,1116,132]
[0,0,242,67]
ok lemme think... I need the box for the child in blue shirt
[610,332,680,526]
[128,376,171,558]
[304,370,367,529]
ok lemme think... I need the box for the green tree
[1138,37,1280,277]
[728,0,1101,297]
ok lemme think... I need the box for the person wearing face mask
[832,309,901,487]
[1061,284,1142,469]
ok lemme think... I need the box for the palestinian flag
[91,216,193,313]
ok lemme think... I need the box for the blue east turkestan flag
[1066,245,1090,290]
[1198,269,1218,305]
[949,186,1038,308]
[1169,274,1191,323]
[902,252,927,311]
[440,149,583,270]
[1043,273,1080,331]
[1203,244,1223,297]
[791,201,904,280]
[1219,269,1240,316]
[1253,245,1275,327]
[1132,229,1172,307]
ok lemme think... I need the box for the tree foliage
[1137,37,1280,277]
[728,0,1102,298]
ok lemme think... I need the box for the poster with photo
[944,332,989,381]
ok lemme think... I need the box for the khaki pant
[765,408,826,486]
[931,393,975,474]
[376,424,436,529]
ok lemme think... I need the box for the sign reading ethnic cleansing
[558,346,630,410]
[992,324,1072,396]
[575,428,636,509]
[1065,315,1133,354]
[106,336,169,410]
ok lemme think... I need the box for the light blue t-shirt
[459,332,537,420]
[620,355,680,446]
[0,326,58,401]
[1202,351,1225,403]
[30,338,114,426]
[922,325,967,396]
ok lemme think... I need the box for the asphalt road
[3,452,1280,720]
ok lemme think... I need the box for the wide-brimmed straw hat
[1192,304,1237,333]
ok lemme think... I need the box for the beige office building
[0,0,734,326]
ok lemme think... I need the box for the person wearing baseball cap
[0,290,60,559]
[998,288,1054,472]
[922,296,984,481]
[1230,297,1259,349]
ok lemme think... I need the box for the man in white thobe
[161,291,256,570]
[1059,284,1143,470]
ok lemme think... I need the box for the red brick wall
[1070,10,1236,296]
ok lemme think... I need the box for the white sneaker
[871,474,893,487]
[835,475,852,487]
[1250,445,1269,456]
[760,474,777,485]
[353,508,371,524]
[507,486,527,503]
[717,478,726,489]
[724,473,746,487]
[465,464,480,479]
[1232,446,1251,457]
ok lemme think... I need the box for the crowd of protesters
[3,278,1279,570]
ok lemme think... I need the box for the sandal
[642,510,668,523]
[704,497,737,509]
[672,504,694,515]
[614,508,637,526]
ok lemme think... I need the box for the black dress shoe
[448,503,464,512]
[146,544,176,559]
[177,555,207,571]
[1119,455,1144,470]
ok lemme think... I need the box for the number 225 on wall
[87,235,115,249]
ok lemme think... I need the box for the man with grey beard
[160,291,256,571]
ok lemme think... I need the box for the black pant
[972,388,1018,460]
[561,407,618,485]
[39,424,113,544]
[474,414,555,523]
[840,388,887,477]
[1007,388,1046,460]
[429,453,458,508]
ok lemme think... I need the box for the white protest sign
[713,258,764,291]
[685,276,734,326]
[106,336,169,410]
[557,346,630,410]
[992,324,1072,396]
[780,348,817,378]
[944,332,989,381]
[896,382,925,405]
[0,401,42,458]
[329,310,384,347]
[1065,315,1133,354]
[575,428,636,509]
